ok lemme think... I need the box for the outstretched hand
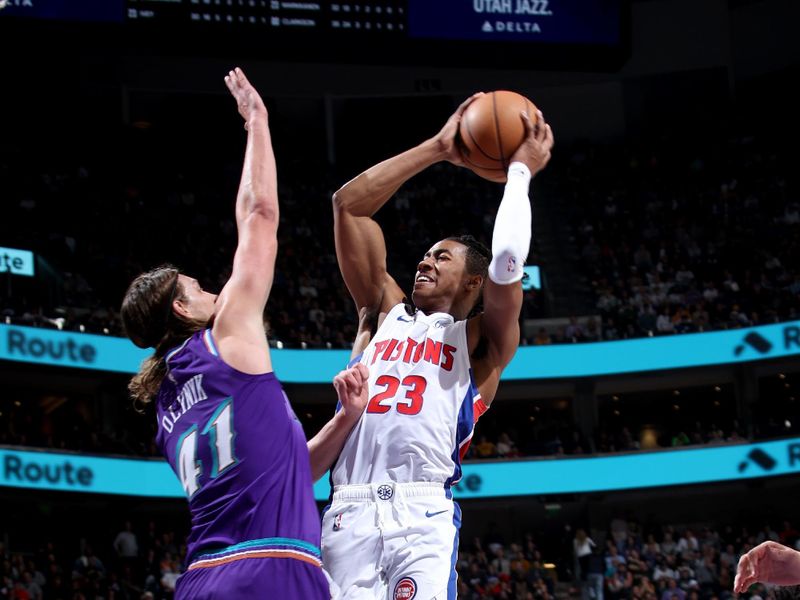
[434,92,485,167]
[734,541,800,593]
[510,109,553,176]
[333,363,370,423]
[224,67,268,130]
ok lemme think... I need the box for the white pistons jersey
[332,303,488,488]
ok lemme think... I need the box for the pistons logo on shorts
[377,484,394,500]
[393,577,417,600]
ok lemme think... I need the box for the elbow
[248,197,279,224]
[332,189,348,216]
[332,179,366,217]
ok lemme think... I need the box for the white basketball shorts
[321,482,461,600]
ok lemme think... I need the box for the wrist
[508,161,532,181]
[334,406,360,428]
[426,135,451,163]
[245,111,268,128]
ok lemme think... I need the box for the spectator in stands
[583,547,606,600]
[20,573,41,600]
[73,544,105,581]
[606,544,626,573]
[585,317,601,342]
[113,521,139,567]
[627,549,648,577]
[475,435,498,459]
[694,555,716,596]
[607,562,634,600]
[677,530,700,559]
[574,529,597,582]
[491,547,512,576]
[653,556,677,584]
[719,544,738,570]
[533,327,553,345]
[565,317,587,343]
[643,535,661,564]
[638,304,658,336]
[632,574,656,600]
[661,577,686,600]
[159,552,180,595]
[756,524,780,545]
[677,564,695,590]
[496,432,520,458]
[656,310,675,335]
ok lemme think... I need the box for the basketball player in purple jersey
[324,97,553,598]
[120,68,366,599]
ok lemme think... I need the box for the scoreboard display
[126,1,408,35]
[0,0,628,68]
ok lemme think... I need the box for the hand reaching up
[333,363,370,423]
[224,67,268,130]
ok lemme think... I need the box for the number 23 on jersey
[366,375,427,416]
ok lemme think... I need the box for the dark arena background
[1,0,800,598]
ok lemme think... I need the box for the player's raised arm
[332,94,482,347]
[469,110,553,404]
[211,68,279,374]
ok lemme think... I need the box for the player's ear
[173,298,192,321]
[466,274,483,291]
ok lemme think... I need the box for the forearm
[333,138,444,217]
[236,112,278,225]
[307,411,359,482]
[488,162,532,285]
[477,161,530,371]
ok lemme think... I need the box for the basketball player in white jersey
[322,94,554,599]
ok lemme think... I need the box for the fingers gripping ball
[458,90,537,182]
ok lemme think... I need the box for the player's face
[176,274,218,322]
[411,240,470,309]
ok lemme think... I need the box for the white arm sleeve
[488,161,532,285]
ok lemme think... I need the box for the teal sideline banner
[0,447,183,497]
[4,438,800,499]
[522,265,541,291]
[0,247,35,277]
[1,320,800,381]
[0,324,152,374]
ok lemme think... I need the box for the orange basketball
[458,90,537,182]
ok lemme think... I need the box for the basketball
[458,90,537,182]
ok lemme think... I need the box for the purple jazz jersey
[154,330,324,581]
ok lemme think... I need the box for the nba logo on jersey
[333,513,343,531]
[393,577,417,600]
[507,256,517,272]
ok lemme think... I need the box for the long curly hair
[120,265,209,409]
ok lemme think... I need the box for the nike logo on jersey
[425,509,448,518]
[397,315,413,322]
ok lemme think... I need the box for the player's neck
[415,301,468,322]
